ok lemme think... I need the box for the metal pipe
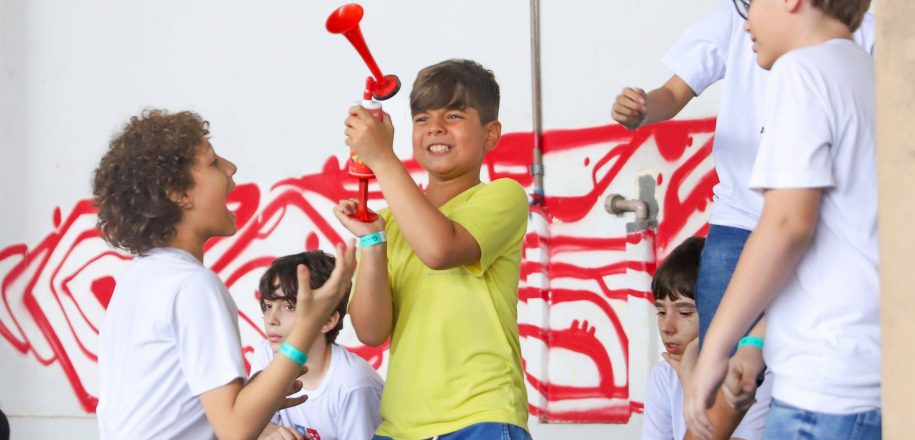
[529,0,544,204]
[605,194,649,220]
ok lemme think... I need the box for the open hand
[294,241,356,322]
[611,87,648,130]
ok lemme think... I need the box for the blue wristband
[737,336,764,350]
[359,231,386,248]
[279,342,308,366]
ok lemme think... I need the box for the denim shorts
[764,399,882,440]
[372,422,531,440]
[695,224,754,348]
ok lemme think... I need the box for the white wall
[540,2,722,129]
[0,0,722,438]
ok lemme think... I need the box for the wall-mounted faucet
[605,194,649,220]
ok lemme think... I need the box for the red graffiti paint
[0,118,716,424]
[510,119,715,422]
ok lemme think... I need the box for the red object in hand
[347,100,383,222]
[326,3,400,101]
[327,3,400,222]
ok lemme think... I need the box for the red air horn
[327,3,401,222]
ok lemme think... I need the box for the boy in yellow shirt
[333,59,530,439]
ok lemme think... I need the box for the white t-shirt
[97,247,246,439]
[661,1,875,231]
[749,39,879,414]
[643,359,772,440]
[250,341,384,440]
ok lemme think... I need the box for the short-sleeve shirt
[661,1,875,231]
[642,359,772,440]
[97,247,246,439]
[373,178,530,439]
[249,341,384,440]
[749,39,880,414]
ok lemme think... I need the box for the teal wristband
[359,231,386,248]
[737,336,764,350]
[279,342,308,366]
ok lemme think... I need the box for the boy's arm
[333,200,393,346]
[683,188,821,439]
[349,243,393,346]
[198,322,313,440]
[684,319,767,440]
[344,106,485,270]
[199,243,356,440]
[682,389,747,440]
[372,157,481,269]
[666,341,747,440]
[612,75,697,129]
[619,0,731,129]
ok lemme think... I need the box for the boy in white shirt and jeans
[612,1,874,436]
[684,0,880,439]
[251,251,384,440]
[644,237,772,440]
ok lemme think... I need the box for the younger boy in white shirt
[644,237,771,440]
[251,251,384,440]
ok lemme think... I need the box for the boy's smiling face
[262,285,297,352]
[411,106,501,182]
[655,295,699,362]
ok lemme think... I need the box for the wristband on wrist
[737,335,764,350]
[359,231,386,248]
[279,342,308,366]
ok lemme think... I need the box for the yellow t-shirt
[374,178,530,439]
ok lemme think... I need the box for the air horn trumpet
[327,3,401,222]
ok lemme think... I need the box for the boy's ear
[784,0,802,13]
[320,311,341,334]
[483,120,502,152]
[167,189,193,209]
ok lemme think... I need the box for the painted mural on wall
[0,117,716,423]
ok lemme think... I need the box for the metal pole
[529,0,545,204]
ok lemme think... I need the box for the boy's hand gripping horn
[326,3,401,222]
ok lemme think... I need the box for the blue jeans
[372,422,531,440]
[695,224,752,348]
[764,399,882,440]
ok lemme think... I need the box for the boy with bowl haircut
[250,251,384,440]
[644,237,772,440]
[334,59,531,439]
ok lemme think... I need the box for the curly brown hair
[92,109,210,255]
